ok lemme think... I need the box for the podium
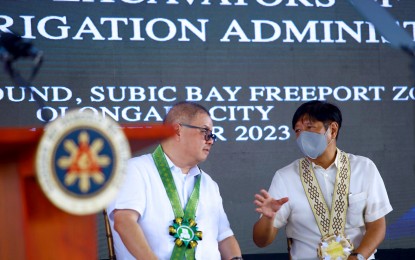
[0,125,174,260]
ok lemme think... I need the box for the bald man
[107,101,242,260]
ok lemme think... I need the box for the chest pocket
[346,192,367,228]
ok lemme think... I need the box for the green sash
[152,145,202,260]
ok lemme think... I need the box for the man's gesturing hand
[254,189,289,219]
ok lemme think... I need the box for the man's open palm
[254,189,289,219]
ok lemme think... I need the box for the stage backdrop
[1,0,414,257]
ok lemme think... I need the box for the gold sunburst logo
[36,110,130,215]
[57,131,111,193]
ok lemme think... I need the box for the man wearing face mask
[252,101,392,260]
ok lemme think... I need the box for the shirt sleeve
[268,171,291,229]
[216,183,234,242]
[364,159,393,222]
[107,157,148,221]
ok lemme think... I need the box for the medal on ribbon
[169,217,203,249]
[318,233,354,260]
[152,145,202,260]
[300,149,353,260]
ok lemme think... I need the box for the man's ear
[174,123,181,137]
[330,121,339,139]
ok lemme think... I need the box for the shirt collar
[310,149,341,170]
[333,149,341,168]
[164,153,201,177]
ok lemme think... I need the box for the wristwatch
[350,253,366,260]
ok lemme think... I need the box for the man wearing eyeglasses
[106,101,242,260]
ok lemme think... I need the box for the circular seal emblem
[36,109,130,215]
[177,225,194,242]
[169,217,202,249]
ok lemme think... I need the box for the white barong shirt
[269,151,392,260]
[107,153,234,260]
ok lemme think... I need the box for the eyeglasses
[179,123,217,142]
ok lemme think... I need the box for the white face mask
[296,128,330,159]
